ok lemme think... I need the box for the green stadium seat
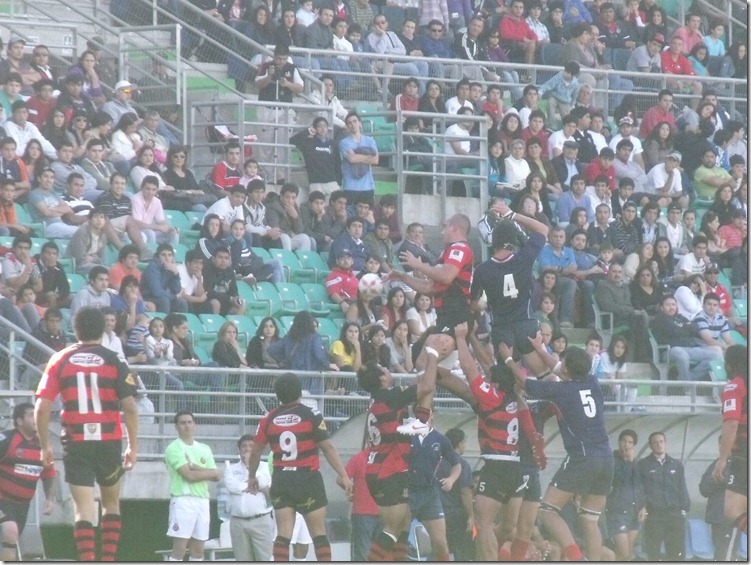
[709,359,727,381]
[193,345,213,364]
[279,315,295,332]
[729,330,747,345]
[236,280,258,308]
[733,298,747,323]
[295,250,331,283]
[66,273,86,294]
[30,238,46,255]
[250,281,283,317]
[316,317,341,348]
[145,311,168,320]
[198,313,225,347]
[59,308,74,340]
[266,248,301,282]
[275,282,310,315]
[252,247,272,260]
[0,236,12,247]
[181,313,206,348]
[301,283,337,318]
[163,210,201,247]
[184,211,205,229]
[15,205,44,235]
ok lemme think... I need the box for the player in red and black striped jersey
[0,403,56,561]
[453,322,546,561]
[713,345,748,547]
[355,333,451,562]
[247,373,353,562]
[35,307,138,562]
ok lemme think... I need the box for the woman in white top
[600,334,636,404]
[129,146,174,192]
[385,320,413,374]
[673,275,707,321]
[144,317,175,366]
[110,112,143,170]
[504,139,532,187]
[405,292,436,342]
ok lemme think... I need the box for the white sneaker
[397,418,430,436]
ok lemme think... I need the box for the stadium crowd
[0,0,746,560]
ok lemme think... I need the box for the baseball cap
[563,140,580,149]
[667,203,682,212]
[667,151,682,162]
[114,80,133,91]
[618,116,633,126]
[7,35,25,47]
[705,263,721,274]
[652,33,666,45]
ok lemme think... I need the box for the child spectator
[538,62,580,128]
[125,313,150,357]
[596,242,614,274]
[144,316,175,366]
[374,194,402,244]
[238,158,263,187]
[224,218,282,283]
[585,333,604,379]
[324,250,359,313]
[536,291,559,333]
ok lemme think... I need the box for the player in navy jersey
[506,336,614,561]
[0,403,56,561]
[470,200,551,377]
[713,345,748,557]
[247,373,353,562]
[35,306,138,562]
[453,322,547,561]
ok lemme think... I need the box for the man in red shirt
[661,36,702,98]
[389,78,419,122]
[340,449,382,561]
[520,110,550,157]
[324,250,359,313]
[35,306,138,561]
[584,147,616,191]
[639,89,677,138]
[210,141,243,194]
[713,345,748,557]
[498,0,538,65]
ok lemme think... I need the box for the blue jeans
[350,514,382,561]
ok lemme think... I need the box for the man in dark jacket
[202,246,243,316]
[141,243,188,314]
[328,217,368,271]
[650,294,723,381]
[606,429,645,561]
[290,117,341,199]
[637,431,691,560]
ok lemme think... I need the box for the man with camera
[254,44,304,184]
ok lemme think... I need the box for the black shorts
[476,459,526,504]
[62,440,124,488]
[270,469,328,514]
[727,455,748,496]
[366,472,409,507]
[435,297,475,338]
[0,500,30,535]
[550,454,614,496]
[492,319,540,357]
[510,465,542,503]
[606,506,640,536]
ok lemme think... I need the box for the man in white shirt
[177,249,211,314]
[2,100,57,158]
[661,203,688,256]
[547,113,577,159]
[204,184,246,235]
[608,117,645,168]
[444,78,474,114]
[677,234,710,276]
[223,434,274,562]
[443,107,474,171]
[645,151,687,208]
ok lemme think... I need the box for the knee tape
[577,506,602,522]
[539,502,562,515]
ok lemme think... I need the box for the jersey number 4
[503,274,519,298]
[77,371,102,414]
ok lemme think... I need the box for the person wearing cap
[644,151,687,209]
[101,80,138,125]
[203,183,247,236]
[608,116,645,168]
[551,139,584,191]
[55,73,96,123]
[639,89,676,139]
[584,147,616,190]
[548,113,577,160]
[0,36,34,87]
[26,78,56,127]
[2,99,57,159]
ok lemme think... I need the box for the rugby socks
[367,530,397,561]
[273,536,291,561]
[498,541,512,560]
[563,543,583,561]
[510,539,530,561]
[73,520,96,561]
[414,406,431,424]
[312,535,331,561]
[393,531,409,561]
[99,514,121,561]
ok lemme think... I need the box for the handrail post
[8,330,15,391]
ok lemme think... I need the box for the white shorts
[166,496,211,540]
[291,512,312,544]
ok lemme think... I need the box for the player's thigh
[291,511,312,544]
[167,497,208,540]
[271,470,327,514]
[302,506,328,537]
[0,501,26,539]
[409,486,444,523]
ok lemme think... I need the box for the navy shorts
[492,319,540,357]
[550,454,614,496]
[62,440,124,488]
[409,485,444,521]
[606,506,640,536]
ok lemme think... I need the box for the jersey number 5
[579,389,596,418]
[503,274,519,298]
[279,431,298,461]
[77,371,102,414]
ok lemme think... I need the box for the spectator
[321,189,349,243]
[677,233,710,277]
[80,139,117,193]
[497,113,522,155]
[290,117,341,199]
[638,432,690,560]
[0,136,31,199]
[212,320,248,368]
[539,62,580,128]
[210,141,243,195]
[129,145,173,195]
[672,13,703,55]
[587,203,617,255]
[56,73,95,124]
[622,240,655,284]
[661,36,702,100]
[694,147,736,200]
[405,292,436,342]
[101,79,139,126]
[245,316,281,369]
[451,17,499,82]
[176,248,211,315]
[628,265,661,316]
[644,151,685,208]
[27,167,78,238]
[694,292,734,350]
[202,246,244,316]
[584,147,616,191]
[130,175,178,245]
[67,207,109,275]
[562,0,592,26]
[108,244,141,291]
[548,114,578,160]
[95,172,151,260]
[26,77,56,127]
[162,145,215,213]
[613,141,648,194]
[141,243,188,314]
[329,322,363,372]
[545,1,568,43]
[498,0,539,65]
[3,100,56,161]
[609,117,645,168]
[594,261,652,361]
[537,225,579,327]
[373,195,401,244]
[515,84,540,129]
[22,307,66,376]
[363,220,395,274]
[50,142,97,198]
[366,15,427,94]
[29,240,69,308]
[556,174,593,226]
[204,183,246,236]
[324,250,359,313]
[0,179,26,237]
[627,32,665,77]
[379,287,407,332]
[339,112,378,206]
[612,200,642,256]
[108,112,143,175]
[265,183,314,251]
[69,265,111,315]
[638,202,666,246]
[225,218,283,284]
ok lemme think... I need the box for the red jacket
[499,15,538,42]
[661,51,694,75]
[584,158,616,191]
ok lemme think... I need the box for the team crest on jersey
[449,248,464,262]
[273,414,302,426]
[724,398,737,412]
[70,353,105,367]
[506,402,518,414]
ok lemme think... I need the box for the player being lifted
[713,345,748,560]
[470,201,551,376]
[356,333,454,561]
[453,322,547,561]
[35,307,138,562]
[246,373,353,562]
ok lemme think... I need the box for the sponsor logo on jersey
[13,463,42,477]
[273,414,302,426]
[724,398,737,412]
[70,353,105,367]
[449,248,464,262]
